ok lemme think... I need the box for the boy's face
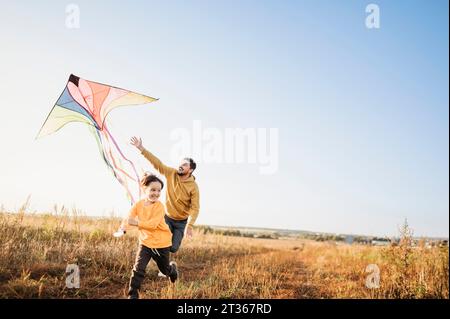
[145,181,162,202]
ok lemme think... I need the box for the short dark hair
[184,157,197,172]
[140,173,164,189]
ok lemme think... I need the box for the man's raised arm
[130,136,176,177]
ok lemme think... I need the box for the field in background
[0,208,448,299]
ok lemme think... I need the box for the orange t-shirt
[127,200,172,249]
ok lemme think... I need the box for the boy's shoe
[158,271,167,278]
[127,288,139,299]
[169,261,178,283]
[113,228,126,238]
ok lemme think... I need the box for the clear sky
[0,0,448,238]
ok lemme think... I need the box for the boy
[119,174,178,299]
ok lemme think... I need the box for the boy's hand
[128,218,138,226]
[130,136,144,152]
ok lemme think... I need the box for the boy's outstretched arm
[119,203,138,231]
[130,136,176,177]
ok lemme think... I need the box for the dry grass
[0,209,448,299]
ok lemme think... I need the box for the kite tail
[103,124,143,199]
[88,125,137,205]
[90,126,115,174]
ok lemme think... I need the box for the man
[130,136,200,253]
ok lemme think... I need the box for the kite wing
[37,74,158,204]
[37,74,157,138]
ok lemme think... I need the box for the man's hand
[186,225,194,239]
[130,136,144,152]
[128,217,139,226]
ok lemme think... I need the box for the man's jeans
[164,215,188,253]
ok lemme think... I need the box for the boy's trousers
[129,244,176,291]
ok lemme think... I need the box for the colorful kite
[36,74,158,204]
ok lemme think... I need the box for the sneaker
[127,288,139,299]
[113,229,126,238]
[157,271,167,278]
[169,261,178,283]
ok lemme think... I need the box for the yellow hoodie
[141,148,200,227]
[123,199,172,249]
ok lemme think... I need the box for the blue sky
[0,0,448,237]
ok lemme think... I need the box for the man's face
[177,160,192,176]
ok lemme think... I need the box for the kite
[36,74,158,204]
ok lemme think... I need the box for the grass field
[0,207,448,299]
